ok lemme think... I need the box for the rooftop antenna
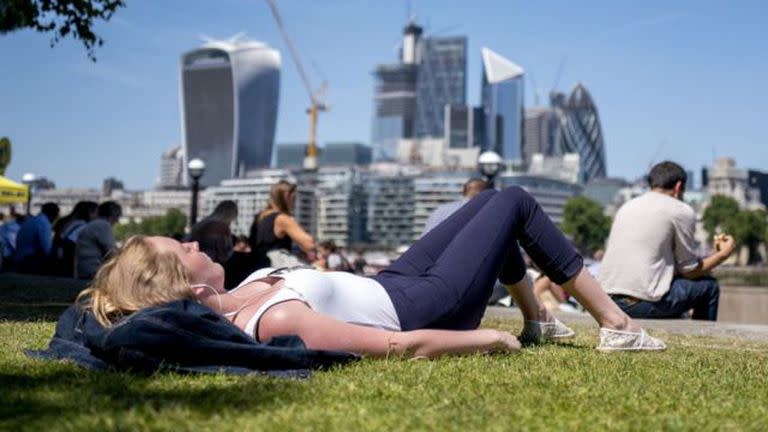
[406,0,412,22]
[551,55,567,91]
[529,72,541,106]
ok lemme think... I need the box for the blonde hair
[76,235,195,326]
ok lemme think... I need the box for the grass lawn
[2,316,767,431]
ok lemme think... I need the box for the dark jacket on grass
[26,299,357,376]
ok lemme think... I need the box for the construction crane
[265,0,328,170]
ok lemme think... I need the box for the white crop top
[233,268,401,341]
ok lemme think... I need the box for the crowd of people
[8,161,741,363]
[0,201,122,278]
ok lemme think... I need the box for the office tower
[371,21,422,162]
[550,84,607,183]
[480,47,524,161]
[372,63,419,162]
[414,37,467,138]
[523,107,558,164]
[372,20,469,162]
[276,143,313,169]
[158,145,184,190]
[320,142,373,166]
[181,37,280,186]
[444,104,485,149]
[102,177,124,196]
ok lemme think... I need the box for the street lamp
[21,172,36,215]
[477,151,504,189]
[187,158,206,226]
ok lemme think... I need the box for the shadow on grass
[0,366,307,427]
[0,303,66,322]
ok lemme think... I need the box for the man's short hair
[648,161,687,190]
[40,202,60,221]
[97,201,122,220]
[463,178,489,197]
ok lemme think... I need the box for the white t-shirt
[235,268,401,341]
[598,191,700,301]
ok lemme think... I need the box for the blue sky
[1,0,766,189]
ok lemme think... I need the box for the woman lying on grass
[78,187,665,359]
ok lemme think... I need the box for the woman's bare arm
[274,214,315,256]
[259,301,520,359]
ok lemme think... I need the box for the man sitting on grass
[599,161,736,321]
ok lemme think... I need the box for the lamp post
[21,173,36,215]
[187,158,206,226]
[477,151,504,189]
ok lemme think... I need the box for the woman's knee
[499,186,537,214]
[501,186,533,202]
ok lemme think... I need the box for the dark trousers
[374,187,583,331]
[612,277,720,321]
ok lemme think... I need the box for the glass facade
[181,41,280,186]
[551,84,607,183]
[523,107,559,164]
[480,49,524,161]
[371,64,418,161]
[182,54,235,186]
[445,104,485,149]
[414,37,467,138]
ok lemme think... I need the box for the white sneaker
[519,317,576,345]
[596,328,667,352]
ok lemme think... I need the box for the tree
[114,209,188,241]
[702,195,740,239]
[561,196,612,255]
[0,0,125,61]
[731,209,767,265]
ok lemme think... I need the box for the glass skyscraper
[372,20,467,162]
[371,63,418,161]
[551,84,607,183]
[480,47,524,161]
[414,37,467,138]
[181,38,280,186]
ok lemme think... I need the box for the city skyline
[1,0,766,189]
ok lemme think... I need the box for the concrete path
[485,306,768,343]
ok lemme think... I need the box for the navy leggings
[374,187,583,331]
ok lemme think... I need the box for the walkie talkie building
[181,38,280,186]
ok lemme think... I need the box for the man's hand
[714,234,736,257]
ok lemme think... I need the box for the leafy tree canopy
[0,0,125,61]
[561,196,611,255]
[702,195,740,238]
[114,208,187,242]
[731,209,767,264]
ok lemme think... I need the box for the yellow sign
[0,176,28,204]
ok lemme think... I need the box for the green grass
[2,317,767,431]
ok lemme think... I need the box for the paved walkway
[486,306,768,343]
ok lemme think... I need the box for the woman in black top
[249,180,316,269]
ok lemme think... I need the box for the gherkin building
[551,84,607,183]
